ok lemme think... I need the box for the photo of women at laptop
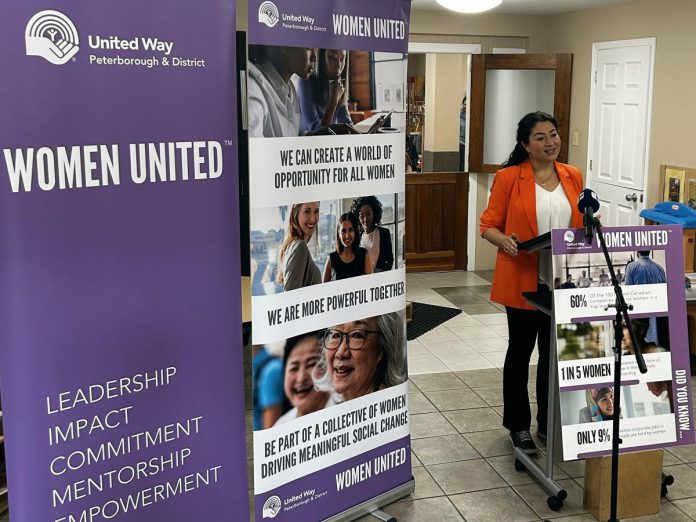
[248,45,406,138]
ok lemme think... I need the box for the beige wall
[410,9,551,52]
[547,0,696,206]
[424,54,467,152]
[474,176,497,269]
[237,1,248,31]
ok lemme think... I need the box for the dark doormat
[407,302,462,341]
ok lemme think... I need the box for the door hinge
[594,70,597,83]
[590,159,593,171]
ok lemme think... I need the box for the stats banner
[0,2,247,521]
[552,226,695,460]
[247,0,412,520]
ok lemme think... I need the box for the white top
[536,183,571,286]
[247,60,301,138]
[360,228,380,272]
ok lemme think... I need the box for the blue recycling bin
[640,202,696,272]
[639,201,696,228]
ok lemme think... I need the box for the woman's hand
[499,232,519,256]
[482,228,519,256]
[329,79,345,104]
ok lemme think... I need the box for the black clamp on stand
[516,231,568,512]
[591,218,649,522]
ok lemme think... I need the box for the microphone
[577,189,600,244]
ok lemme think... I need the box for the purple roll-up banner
[247,0,412,520]
[0,2,248,521]
[551,226,695,460]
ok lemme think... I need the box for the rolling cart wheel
[661,473,674,497]
[556,489,568,501]
[547,495,563,511]
[514,458,525,472]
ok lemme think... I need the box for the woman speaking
[480,112,583,454]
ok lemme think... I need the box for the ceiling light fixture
[435,0,503,14]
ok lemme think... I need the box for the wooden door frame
[586,38,656,212]
[468,53,573,174]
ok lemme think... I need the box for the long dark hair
[335,212,361,254]
[309,49,347,107]
[501,111,559,167]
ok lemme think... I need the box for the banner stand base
[369,509,397,522]
[323,478,415,522]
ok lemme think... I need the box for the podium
[515,232,568,511]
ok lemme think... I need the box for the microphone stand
[591,218,648,522]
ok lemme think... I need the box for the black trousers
[503,303,551,433]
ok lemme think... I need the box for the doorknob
[625,193,638,202]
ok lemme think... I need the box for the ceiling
[411,0,625,15]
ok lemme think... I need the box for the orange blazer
[479,160,584,309]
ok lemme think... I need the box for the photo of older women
[313,311,406,402]
[247,45,317,138]
[297,49,353,134]
[277,202,322,292]
[323,212,373,282]
[351,196,394,272]
[274,331,335,426]
[480,112,584,454]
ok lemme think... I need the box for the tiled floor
[2,271,692,521]
[358,270,696,522]
[407,270,538,376]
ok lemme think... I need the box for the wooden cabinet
[405,172,468,272]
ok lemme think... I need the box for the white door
[587,39,655,226]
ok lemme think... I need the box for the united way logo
[25,10,80,65]
[258,1,280,28]
[262,495,282,519]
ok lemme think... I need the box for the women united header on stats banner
[247,0,411,520]
[551,225,694,461]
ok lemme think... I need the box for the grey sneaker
[511,430,538,454]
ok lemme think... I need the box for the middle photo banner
[247,0,411,520]
[247,14,407,346]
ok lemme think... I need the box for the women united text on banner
[0,2,247,521]
[551,225,694,460]
[247,0,412,519]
